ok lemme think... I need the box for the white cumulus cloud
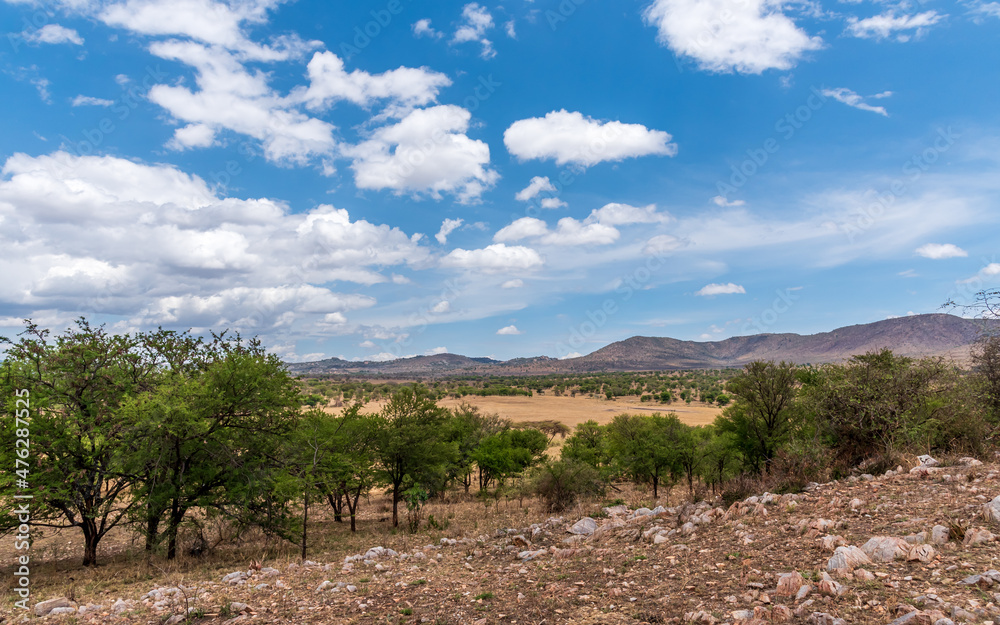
[453,3,496,59]
[346,105,499,203]
[643,0,822,74]
[496,324,522,335]
[25,24,84,45]
[695,282,746,296]
[504,110,677,168]
[915,243,968,259]
[436,218,464,244]
[515,176,557,201]
[584,203,671,226]
[440,243,544,273]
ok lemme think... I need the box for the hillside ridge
[286,313,997,376]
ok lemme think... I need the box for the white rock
[931,525,951,544]
[917,454,939,467]
[860,536,910,562]
[826,545,871,571]
[907,544,936,563]
[568,517,598,535]
[983,495,1000,525]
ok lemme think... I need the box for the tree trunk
[347,490,360,533]
[301,490,308,562]
[144,514,160,552]
[81,518,99,567]
[652,473,659,498]
[165,500,186,560]
[325,491,344,523]
[392,483,400,527]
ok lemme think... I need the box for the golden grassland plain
[325,394,722,429]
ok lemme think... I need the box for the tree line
[0,320,553,565]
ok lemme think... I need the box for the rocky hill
[286,314,997,376]
[27,453,1000,624]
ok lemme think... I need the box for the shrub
[529,459,604,512]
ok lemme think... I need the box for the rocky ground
[10,454,1000,625]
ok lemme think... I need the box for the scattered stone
[907,544,936,563]
[817,579,846,597]
[49,607,78,616]
[931,525,951,545]
[683,609,717,624]
[34,597,76,617]
[861,536,911,562]
[963,527,996,547]
[111,599,135,615]
[569,517,598,536]
[819,535,847,552]
[905,531,929,544]
[918,455,939,467]
[164,616,186,625]
[827,545,872,571]
[795,584,813,601]
[984,495,1000,526]
[806,612,848,625]
[958,457,983,467]
[775,571,806,597]
[889,611,934,625]
[854,568,876,581]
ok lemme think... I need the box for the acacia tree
[373,388,456,527]
[972,334,1000,422]
[122,332,302,559]
[445,404,507,494]
[472,428,548,493]
[717,360,798,474]
[561,420,611,473]
[605,413,681,498]
[0,319,159,566]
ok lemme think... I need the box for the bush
[529,459,605,512]
[720,474,765,508]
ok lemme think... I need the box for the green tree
[373,389,456,527]
[445,404,507,494]
[0,319,158,566]
[801,350,982,463]
[472,428,548,492]
[605,413,681,498]
[716,360,798,474]
[561,420,610,471]
[124,332,302,559]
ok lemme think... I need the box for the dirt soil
[5,455,1000,625]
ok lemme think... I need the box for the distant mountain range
[285,313,998,376]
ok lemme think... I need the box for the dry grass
[4,460,1000,624]
[326,395,722,428]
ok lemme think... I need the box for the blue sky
[0,0,998,362]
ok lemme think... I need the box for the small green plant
[403,486,430,533]
[427,514,450,531]
[410,578,428,586]
[474,592,494,600]
[400,608,413,615]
